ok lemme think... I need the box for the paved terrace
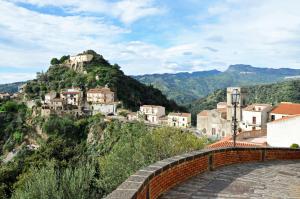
[160,160,300,199]
[106,148,300,199]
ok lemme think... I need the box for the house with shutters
[167,113,191,128]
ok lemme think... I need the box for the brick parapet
[106,147,300,199]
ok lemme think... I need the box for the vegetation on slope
[0,109,208,198]
[24,50,183,112]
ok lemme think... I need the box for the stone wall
[106,147,300,199]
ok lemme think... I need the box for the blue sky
[1,0,300,83]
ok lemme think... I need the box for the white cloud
[9,0,164,24]
[2,0,300,81]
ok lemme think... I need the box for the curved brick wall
[106,147,300,199]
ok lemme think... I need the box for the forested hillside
[187,79,300,122]
[0,82,24,93]
[0,100,208,198]
[0,51,204,199]
[135,64,300,104]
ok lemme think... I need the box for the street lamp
[231,89,240,147]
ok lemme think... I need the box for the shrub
[50,58,59,65]
[290,143,299,149]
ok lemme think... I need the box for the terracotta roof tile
[244,104,272,112]
[87,87,114,94]
[207,136,262,149]
[168,112,191,117]
[271,102,300,115]
[198,110,209,116]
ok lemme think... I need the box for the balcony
[106,147,300,199]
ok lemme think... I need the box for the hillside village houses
[197,87,300,148]
[41,85,118,117]
[87,86,118,115]
[168,113,191,128]
[138,105,165,124]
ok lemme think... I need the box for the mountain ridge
[134,64,300,104]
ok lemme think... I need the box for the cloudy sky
[1,0,300,83]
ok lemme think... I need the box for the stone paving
[159,160,300,199]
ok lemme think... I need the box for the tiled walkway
[159,160,300,199]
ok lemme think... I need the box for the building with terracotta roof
[87,86,115,104]
[241,104,273,131]
[167,112,191,128]
[139,105,165,124]
[267,115,300,147]
[207,136,263,149]
[270,102,300,121]
[61,88,83,106]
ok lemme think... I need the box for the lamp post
[231,89,240,147]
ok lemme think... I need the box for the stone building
[197,108,231,139]
[66,54,93,72]
[167,113,191,128]
[139,105,165,124]
[61,88,83,107]
[87,86,114,104]
[240,104,272,131]
[197,87,247,139]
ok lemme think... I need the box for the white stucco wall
[270,113,289,121]
[267,116,300,147]
[92,104,116,115]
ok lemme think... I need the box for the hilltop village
[1,52,300,149]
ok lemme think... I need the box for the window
[271,115,275,121]
[212,128,216,135]
[252,117,256,124]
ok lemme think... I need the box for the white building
[87,87,114,104]
[167,113,191,128]
[91,103,117,116]
[270,102,300,121]
[267,115,300,147]
[241,104,273,131]
[139,105,165,124]
[61,88,82,106]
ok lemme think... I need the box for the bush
[12,162,99,199]
[50,58,59,65]
[290,143,299,149]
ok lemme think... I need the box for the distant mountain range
[0,82,25,93]
[134,64,300,104]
